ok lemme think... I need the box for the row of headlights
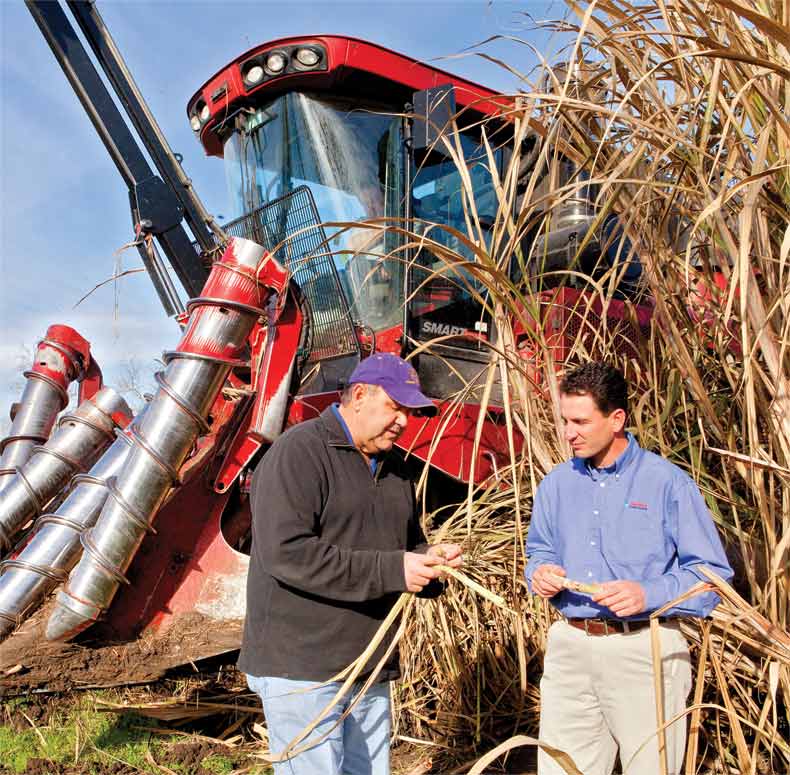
[241,45,324,87]
[190,44,325,133]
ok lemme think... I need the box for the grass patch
[0,699,151,772]
[0,692,271,774]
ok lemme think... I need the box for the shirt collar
[582,432,640,477]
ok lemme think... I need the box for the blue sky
[0,0,567,430]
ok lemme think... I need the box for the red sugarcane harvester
[0,1,661,685]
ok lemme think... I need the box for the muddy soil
[0,751,229,775]
[4,762,140,775]
[0,600,243,695]
[167,740,244,773]
[2,694,60,732]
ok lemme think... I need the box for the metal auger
[0,425,136,639]
[46,237,289,642]
[0,326,92,494]
[0,387,133,555]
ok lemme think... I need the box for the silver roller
[0,335,84,493]
[0,428,135,639]
[0,387,132,554]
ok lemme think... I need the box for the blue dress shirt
[524,434,733,618]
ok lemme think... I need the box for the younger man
[525,362,732,775]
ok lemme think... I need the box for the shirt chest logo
[627,500,649,510]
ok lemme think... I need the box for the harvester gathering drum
[0,426,135,638]
[0,326,92,494]
[0,387,133,555]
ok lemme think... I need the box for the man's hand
[532,564,566,598]
[592,580,647,617]
[404,552,443,592]
[427,543,463,569]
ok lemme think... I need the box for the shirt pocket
[609,505,666,565]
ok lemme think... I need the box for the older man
[526,362,732,775]
[240,352,462,775]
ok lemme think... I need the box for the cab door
[404,90,510,402]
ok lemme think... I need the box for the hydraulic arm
[25,0,222,314]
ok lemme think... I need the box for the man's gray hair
[340,383,380,406]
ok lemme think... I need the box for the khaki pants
[538,620,692,775]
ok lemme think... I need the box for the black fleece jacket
[238,406,428,682]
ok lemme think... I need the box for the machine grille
[541,287,652,364]
[217,186,359,367]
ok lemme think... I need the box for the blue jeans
[246,674,391,775]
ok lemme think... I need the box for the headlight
[198,101,210,122]
[243,63,264,85]
[295,47,320,67]
[265,52,287,74]
[190,115,201,132]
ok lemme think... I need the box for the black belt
[566,617,669,636]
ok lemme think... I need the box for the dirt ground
[0,762,139,775]
[0,740,243,775]
[0,600,243,695]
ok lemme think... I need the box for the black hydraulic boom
[25,0,220,314]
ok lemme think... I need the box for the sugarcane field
[0,0,788,773]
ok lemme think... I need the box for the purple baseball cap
[348,353,437,416]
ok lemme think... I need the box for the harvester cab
[197,40,647,405]
[192,35,519,399]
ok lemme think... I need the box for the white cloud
[0,291,176,424]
